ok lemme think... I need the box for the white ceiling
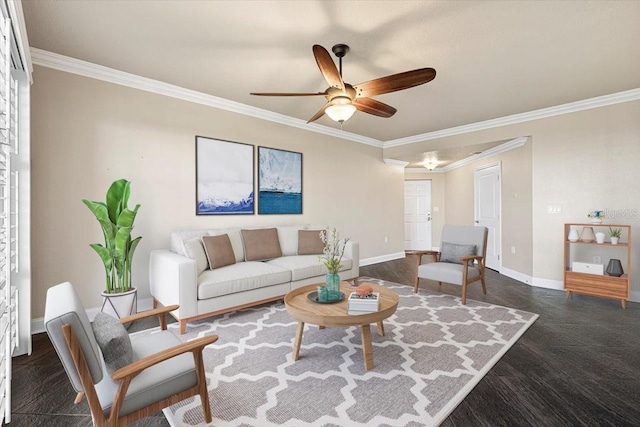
[21,1,640,167]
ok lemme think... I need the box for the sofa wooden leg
[153,298,158,309]
[461,284,467,305]
[180,320,187,335]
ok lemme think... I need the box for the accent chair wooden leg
[461,284,467,305]
[74,392,85,404]
[480,277,487,295]
[193,350,212,423]
[153,298,158,309]
[413,277,419,293]
[180,320,187,335]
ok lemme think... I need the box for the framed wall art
[258,147,302,215]
[196,136,254,215]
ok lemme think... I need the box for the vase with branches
[319,228,349,301]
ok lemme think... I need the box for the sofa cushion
[171,229,209,257]
[241,228,282,261]
[183,237,208,275]
[91,312,133,376]
[277,225,305,256]
[440,242,476,265]
[297,230,325,255]
[202,234,236,269]
[267,255,353,281]
[197,262,291,299]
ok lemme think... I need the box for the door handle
[474,220,479,224]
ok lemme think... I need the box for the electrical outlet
[384,236,388,243]
[593,255,602,264]
[511,246,516,254]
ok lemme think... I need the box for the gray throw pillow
[91,312,133,376]
[440,242,476,265]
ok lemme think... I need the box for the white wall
[30,66,405,318]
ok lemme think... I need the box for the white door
[404,180,432,250]
[474,163,501,271]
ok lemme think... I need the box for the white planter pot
[101,287,138,320]
[610,236,620,245]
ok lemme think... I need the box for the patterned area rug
[161,277,538,427]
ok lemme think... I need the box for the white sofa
[149,225,359,334]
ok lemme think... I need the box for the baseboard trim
[499,267,533,286]
[360,252,405,267]
[31,297,154,335]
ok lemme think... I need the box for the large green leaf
[89,243,114,293]
[116,206,139,228]
[106,179,130,224]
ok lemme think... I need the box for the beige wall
[30,66,405,318]
[388,100,640,296]
[442,141,533,276]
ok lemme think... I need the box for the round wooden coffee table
[284,281,399,370]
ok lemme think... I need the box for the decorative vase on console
[319,228,350,302]
[580,227,596,243]
[567,229,580,242]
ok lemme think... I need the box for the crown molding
[30,48,639,151]
[440,136,527,172]
[385,88,640,148]
[405,168,444,174]
[383,158,409,168]
[30,48,383,148]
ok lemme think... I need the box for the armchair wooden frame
[409,227,488,304]
[62,304,218,427]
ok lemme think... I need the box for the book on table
[348,292,380,314]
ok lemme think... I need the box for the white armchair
[412,225,488,304]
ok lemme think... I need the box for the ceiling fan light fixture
[325,99,356,123]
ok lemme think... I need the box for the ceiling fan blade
[307,102,330,123]
[250,91,327,96]
[312,45,345,92]
[354,68,436,98]
[354,98,397,118]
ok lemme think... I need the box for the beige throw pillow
[202,234,236,269]
[241,228,282,261]
[297,230,325,255]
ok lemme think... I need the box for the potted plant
[319,228,349,302]
[609,227,622,245]
[83,179,142,319]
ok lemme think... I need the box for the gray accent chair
[413,225,489,304]
[44,282,218,426]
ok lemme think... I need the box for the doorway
[474,162,501,271]
[404,180,432,250]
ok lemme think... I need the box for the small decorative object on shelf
[595,232,606,244]
[567,229,580,242]
[319,228,350,302]
[580,226,596,243]
[609,227,622,245]
[606,259,624,277]
[588,210,604,223]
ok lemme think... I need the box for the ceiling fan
[251,44,436,124]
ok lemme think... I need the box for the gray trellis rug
[159,277,538,427]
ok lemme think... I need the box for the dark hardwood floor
[12,257,640,426]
